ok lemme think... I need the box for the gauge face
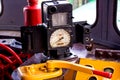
[50,29,71,48]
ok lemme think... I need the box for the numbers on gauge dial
[50,29,71,48]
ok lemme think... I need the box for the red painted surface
[23,0,42,26]
[93,70,112,78]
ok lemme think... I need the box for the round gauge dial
[50,29,71,48]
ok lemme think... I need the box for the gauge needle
[58,37,64,41]
[54,37,64,45]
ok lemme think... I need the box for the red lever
[93,70,112,78]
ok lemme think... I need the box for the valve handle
[17,60,113,80]
[46,60,112,79]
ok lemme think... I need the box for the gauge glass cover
[50,29,71,48]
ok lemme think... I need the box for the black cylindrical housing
[21,25,47,53]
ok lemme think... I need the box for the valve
[0,43,23,80]
[17,60,112,80]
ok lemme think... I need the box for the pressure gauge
[50,29,71,48]
[42,0,75,58]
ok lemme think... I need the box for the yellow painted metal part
[76,58,120,80]
[46,60,94,74]
[17,63,62,80]
[17,60,112,80]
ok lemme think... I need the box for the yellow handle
[17,60,112,80]
[46,60,112,78]
[46,60,94,74]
